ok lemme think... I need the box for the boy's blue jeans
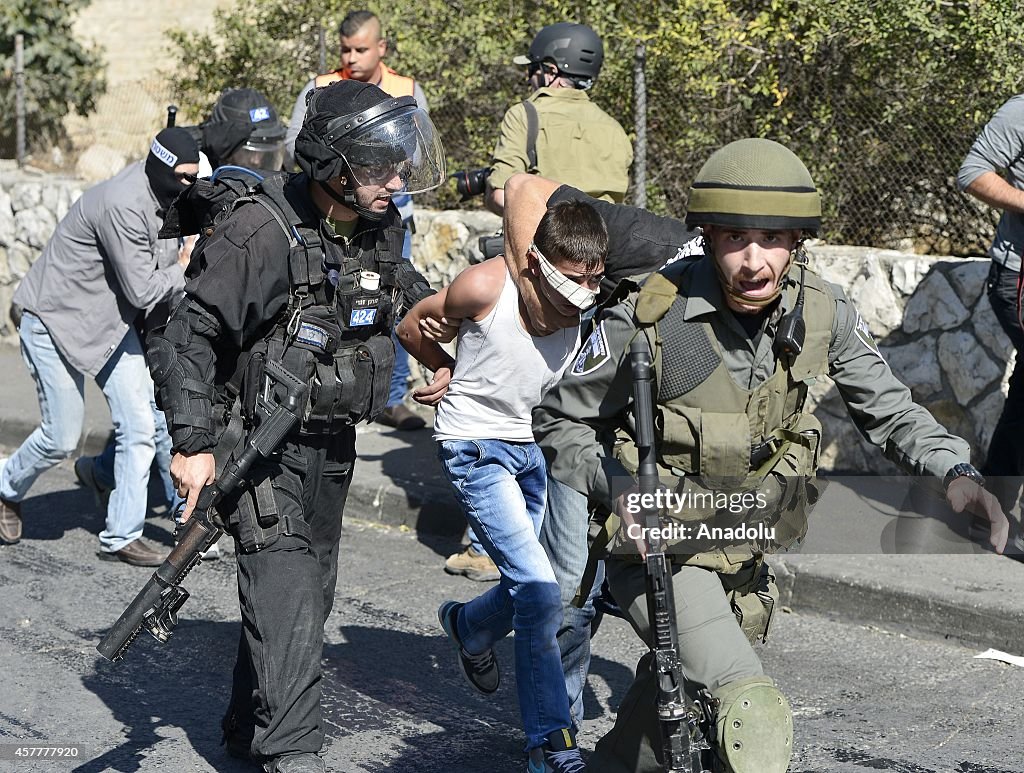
[437,438,573,750]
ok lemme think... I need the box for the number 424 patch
[350,308,377,327]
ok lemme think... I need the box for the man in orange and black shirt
[286,9,431,431]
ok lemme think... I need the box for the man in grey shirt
[0,128,199,566]
[959,94,1024,551]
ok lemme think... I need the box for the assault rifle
[629,336,710,773]
[96,360,308,662]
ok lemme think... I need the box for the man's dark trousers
[983,261,1024,512]
[224,430,357,761]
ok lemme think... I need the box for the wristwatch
[943,463,985,492]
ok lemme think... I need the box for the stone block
[903,270,970,334]
[879,336,942,401]
[937,330,1001,404]
[945,259,987,309]
[14,206,57,250]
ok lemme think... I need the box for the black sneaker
[437,600,500,694]
[263,753,326,772]
[527,728,587,773]
[74,455,112,511]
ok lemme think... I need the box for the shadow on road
[76,619,243,773]
[17,465,176,548]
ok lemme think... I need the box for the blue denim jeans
[437,439,572,750]
[538,475,603,729]
[387,224,415,409]
[93,400,183,512]
[0,312,156,551]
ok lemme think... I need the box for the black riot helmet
[293,80,446,218]
[513,23,604,88]
[201,88,286,171]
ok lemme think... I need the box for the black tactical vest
[233,175,412,433]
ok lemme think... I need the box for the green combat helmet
[685,138,821,234]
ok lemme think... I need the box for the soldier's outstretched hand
[946,478,1009,554]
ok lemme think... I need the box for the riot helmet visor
[227,139,286,172]
[323,103,446,194]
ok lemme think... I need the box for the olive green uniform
[488,87,633,203]
[532,253,971,772]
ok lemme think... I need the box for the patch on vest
[662,236,704,267]
[571,320,611,376]
[854,313,880,357]
[658,294,722,401]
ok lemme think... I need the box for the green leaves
[0,0,105,157]
[161,0,1024,246]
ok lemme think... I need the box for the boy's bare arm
[397,290,455,373]
[502,174,570,334]
[398,260,506,406]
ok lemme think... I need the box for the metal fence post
[633,41,647,209]
[318,24,327,75]
[15,33,26,167]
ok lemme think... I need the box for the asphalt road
[1,459,1023,773]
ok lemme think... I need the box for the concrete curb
[774,555,1024,654]
[344,475,463,537]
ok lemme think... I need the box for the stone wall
[799,247,1007,473]
[0,166,1007,473]
[0,163,83,338]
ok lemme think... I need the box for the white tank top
[433,268,581,442]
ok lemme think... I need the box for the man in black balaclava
[145,126,201,214]
[149,79,445,772]
[64,126,203,560]
[1,128,200,567]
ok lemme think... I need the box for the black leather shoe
[376,404,426,431]
[74,455,113,511]
[221,708,252,760]
[0,497,23,544]
[98,537,170,567]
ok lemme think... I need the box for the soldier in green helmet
[492,138,1010,772]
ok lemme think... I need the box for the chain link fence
[4,42,1000,256]
[426,58,999,256]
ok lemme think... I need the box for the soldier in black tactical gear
[149,79,446,773]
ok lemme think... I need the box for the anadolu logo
[250,107,272,123]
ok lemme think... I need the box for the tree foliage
[0,0,106,158]
[168,0,1024,249]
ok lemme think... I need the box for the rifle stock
[97,360,308,662]
[629,336,709,773]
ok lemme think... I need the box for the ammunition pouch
[267,312,395,435]
[604,412,821,568]
[333,335,395,425]
[722,558,778,645]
